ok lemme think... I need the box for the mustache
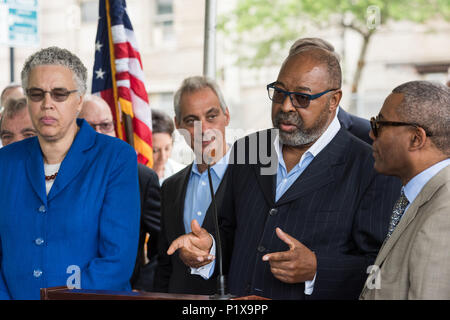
[273,111,303,128]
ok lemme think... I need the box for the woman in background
[151,109,185,185]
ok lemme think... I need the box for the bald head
[1,83,24,108]
[283,46,342,90]
[79,94,116,137]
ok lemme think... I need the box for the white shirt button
[201,181,207,186]
[197,211,202,216]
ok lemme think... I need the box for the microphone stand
[206,163,233,300]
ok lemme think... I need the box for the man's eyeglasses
[370,115,432,138]
[267,82,339,108]
[87,121,115,134]
[26,88,78,102]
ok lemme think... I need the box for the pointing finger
[275,227,297,250]
[191,219,206,237]
[167,238,183,255]
[262,250,292,262]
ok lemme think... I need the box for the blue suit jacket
[337,107,372,145]
[0,119,140,300]
[220,128,401,299]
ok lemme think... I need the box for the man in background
[0,97,37,146]
[0,83,24,109]
[0,83,26,148]
[79,94,161,291]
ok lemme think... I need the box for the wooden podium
[40,286,269,300]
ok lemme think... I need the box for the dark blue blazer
[0,119,140,300]
[337,107,372,145]
[220,128,401,299]
[130,164,161,291]
[154,163,229,295]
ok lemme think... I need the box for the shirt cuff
[190,234,216,280]
[304,273,316,295]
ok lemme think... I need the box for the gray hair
[1,82,22,106]
[173,76,227,124]
[0,97,28,130]
[393,80,450,156]
[289,37,341,62]
[285,37,342,89]
[21,46,87,95]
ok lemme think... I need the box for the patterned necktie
[386,190,409,239]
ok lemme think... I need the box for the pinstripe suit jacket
[360,165,450,300]
[220,128,401,300]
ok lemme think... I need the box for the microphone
[205,150,233,300]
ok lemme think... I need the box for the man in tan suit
[360,80,450,300]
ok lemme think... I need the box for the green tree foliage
[218,0,450,107]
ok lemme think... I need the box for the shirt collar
[274,111,341,169]
[191,144,232,179]
[403,158,450,204]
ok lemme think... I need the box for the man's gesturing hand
[262,227,317,284]
[167,219,215,268]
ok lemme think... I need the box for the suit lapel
[337,107,352,130]
[276,155,335,205]
[251,129,278,207]
[374,165,450,267]
[47,119,95,201]
[203,166,229,230]
[253,164,276,207]
[25,138,47,206]
[172,164,193,236]
[276,129,348,206]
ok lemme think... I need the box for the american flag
[92,0,153,167]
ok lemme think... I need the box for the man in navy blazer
[168,43,400,299]
[337,107,371,145]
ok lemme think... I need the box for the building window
[157,0,173,15]
[149,92,174,114]
[80,0,99,23]
[153,0,175,45]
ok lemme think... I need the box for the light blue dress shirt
[275,113,341,201]
[186,146,231,279]
[183,147,231,233]
[402,158,450,212]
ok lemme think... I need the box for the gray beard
[274,107,330,147]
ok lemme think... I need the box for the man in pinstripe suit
[168,44,401,299]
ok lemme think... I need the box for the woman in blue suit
[0,47,140,300]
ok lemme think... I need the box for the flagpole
[203,0,217,79]
[105,0,124,141]
[105,0,134,147]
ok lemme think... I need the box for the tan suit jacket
[360,165,450,300]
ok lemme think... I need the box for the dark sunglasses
[26,88,78,102]
[267,82,339,108]
[370,115,432,138]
